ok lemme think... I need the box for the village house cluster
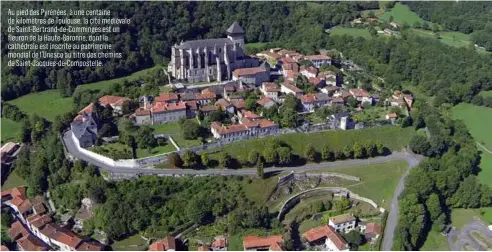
[302,214,382,251]
[1,186,104,251]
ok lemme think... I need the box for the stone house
[280,82,304,97]
[256,96,277,109]
[242,235,283,251]
[349,88,373,104]
[98,95,130,114]
[304,54,332,68]
[300,66,319,79]
[232,62,270,86]
[151,102,187,125]
[260,82,280,100]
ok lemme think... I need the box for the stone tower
[227,21,245,55]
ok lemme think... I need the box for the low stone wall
[277,187,382,220]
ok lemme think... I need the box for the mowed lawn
[411,29,471,48]
[111,234,148,251]
[7,90,74,122]
[1,118,20,143]
[452,103,492,187]
[479,90,492,98]
[75,66,162,93]
[151,120,202,148]
[2,171,27,190]
[420,230,449,251]
[378,3,425,24]
[313,160,408,209]
[329,27,371,39]
[207,126,415,164]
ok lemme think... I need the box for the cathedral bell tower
[226,21,245,54]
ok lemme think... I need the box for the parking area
[448,220,492,251]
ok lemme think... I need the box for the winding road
[63,130,423,249]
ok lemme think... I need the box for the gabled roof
[233,67,266,77]
[98,95,129,106]
[243,235,283,250]
[211,236,227,248]
[151,102,187,113]
[281,83,303,94]
[149,236,176,251]
[199,105,219,112]
[27,214,53,229]
[1,186,26,198]
[17,234,49,251]
[305,54,331,61]
[75,241,104,251]
[78,103,96,115]
[198,246,210,251]
[329,214,356,224]
[262,82,279,92]
[8,220,29,240]
[227,21,245,34]
[155,92,179,103]
[303,225,347,250]
[257,96,276,107]
[365,222,382,236]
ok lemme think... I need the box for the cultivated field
[378,3,425,25]
[7,90,74,122]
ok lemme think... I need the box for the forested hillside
[1,1,377,101]
[403,2,492,50]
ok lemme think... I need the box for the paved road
[382,152,423,251]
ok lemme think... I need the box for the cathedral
[168,22,259,83]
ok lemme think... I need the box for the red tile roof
[286,71,301,79]
[303,225,347,250]
[304,54,331,61]
[302,66,318,75]
[1,186,26,198]
[152,102,187,113]
[301,94,317,103]
[262,82,279,92]
[243,235,283,250]
[211,237,227,249]
[211,122,248,135]
[365,222,382,236]
[329,214,356,224]
[17,234,49,251]
[241,110,261,119]
[135,107,151,116]
[308,77,323,86]
[27,214,53,229]
[75,241,104,251]
[331,97,345,103]
[198,246,210,251]
[149,236,176,251]
[78,103,95,115]
[199,105,219,112]
[195,92,216,100]
[230,99,246,110]
[282,63,299,72]
[98,95,130,106]
[8,221,29,240]
[349,88,370,98]
[155,93,179,103]
[0,245,9,251]
[281,57,297,65]
[233,67,266,77]
[257,96,275,106]
[215,99,232,110]
[51,227,83,249]
[258,51,282,60]
[281,83,303,94]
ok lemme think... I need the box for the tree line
[393,103,492,250]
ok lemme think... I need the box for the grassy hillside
[379,3,425,24]
[75,66,162,93]
[329,27,372,39]
[479,90,492,98]
[1,118,20,144]
[452,103,492,187]
[7,90,74,122]
[207,126,415,164]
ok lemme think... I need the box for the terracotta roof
[241,110,261,119]
[304,54,331,61]
[386,113,398,119]
[75,241,104,251]
[233,67,266,77]
[98,95,130,106]
[302,66,318,75]
[243,235,283,250]
[152,102,187,113]
[349,88,370,98]
[185,101,198,110]
[211,236,227,249]
[15,198,32,215]
[257,96,275,106]
[301,94,317,103]
[17,234,49,251]
[78,103,95,115]
[1,186,26,198]
[155,92,179,103]
[258,51,282,60]
[258,119,278,128]
[211,122,248,135]
[308,77,323,86]
[39,223,58,238]
[281,83,303,94]
[178,92,196,101]
[230,99,245,110]
[340,90,352,99]
[330,214,356,225]
[286,71,301,79]
[198,246,210,251]
[262,82,279,92]
[8,220,29,240]
[322,86,340,92]
[303,225,347,250]
[331,97,345,103]
[195,92,216,100]
[135,107,151,116]
[27,214,53,229]
[0,245,9,251]
[149,236,176,251]
[365,222,382,236]
[282,63,299,72]
[51,227,83,249]
[278,50,301,57]
[199,105,219,112]
[215,99,232,110]
[281,57,297,64]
